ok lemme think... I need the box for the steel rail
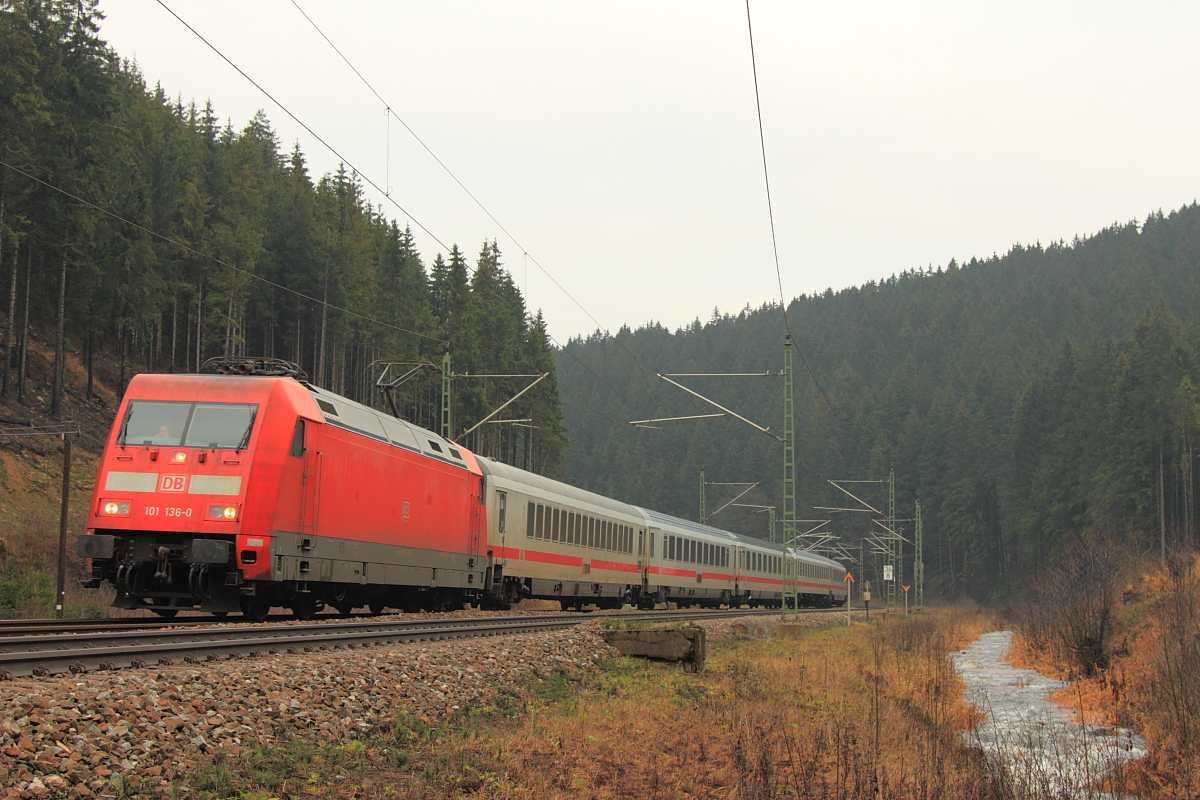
[0,608,807,679]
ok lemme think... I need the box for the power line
[743,0,843,423]
[154,0,449,253]
[0,159,448,345]
[286,0,665,411]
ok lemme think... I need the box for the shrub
[1016,534,1128,676]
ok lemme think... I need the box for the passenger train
[78,360,847,619]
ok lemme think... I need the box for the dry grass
[191,610,1009,800]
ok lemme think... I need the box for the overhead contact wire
[154,0,449,253]
[288,0,665,411]
[744,0,843,422]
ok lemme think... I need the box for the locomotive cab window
[120,400,258,449]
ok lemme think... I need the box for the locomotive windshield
[119,401,258,449]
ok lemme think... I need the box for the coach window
[567,512,575,545]
[649,532,655,559]
[536,504,545,539]
[498,492,507,534]
[527,502,535,539]
[289,419,305,457]
[552,508,561,542]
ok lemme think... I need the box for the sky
[96,1,1200,343]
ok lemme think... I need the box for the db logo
[158,474,187,493]
[402,500,411,519]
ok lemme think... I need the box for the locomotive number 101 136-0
[143,506,193,517]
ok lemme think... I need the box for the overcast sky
[96,1,1200,343]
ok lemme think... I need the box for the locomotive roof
[474,456,642,517]
[305,384,467,468]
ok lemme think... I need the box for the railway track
[0,611,397,635]
[0,607,817,679]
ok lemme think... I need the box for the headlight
[207,505,238,520]
[170,451,187,463]
[100,501,131,516]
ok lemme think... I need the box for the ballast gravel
[0,612,847,797]
[0,620,617,797]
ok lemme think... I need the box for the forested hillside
[0,1,565,474]
[557,205,1200,600]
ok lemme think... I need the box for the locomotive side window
[290,419,305,457]
[527,502,535,539]
[497,492,507,534]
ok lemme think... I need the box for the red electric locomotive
[80,359,845,618]
[79,360,486,619]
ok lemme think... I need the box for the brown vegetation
[190,610,1004,800]
[1011,545,1200,797]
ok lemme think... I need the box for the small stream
[951,631,1146,799]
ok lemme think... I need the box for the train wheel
[369,602,386,615]
[241,597,270,623]
[292,597,318,621]
[210,611,229,618]
[152,608,178,619]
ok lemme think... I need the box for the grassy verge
[181,609,1004,799]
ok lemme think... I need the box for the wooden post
[55,433,72,619]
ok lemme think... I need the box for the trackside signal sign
[844,572,854,582]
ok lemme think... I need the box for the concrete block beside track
[601,625,706,671]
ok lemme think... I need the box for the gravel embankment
[0,621,615,798]
[0,611,852,797]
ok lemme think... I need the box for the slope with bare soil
[0,333,122,618]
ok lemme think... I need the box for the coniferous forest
[0,1,567,475]
[5,1,1200,605]
[557,206,1200,601]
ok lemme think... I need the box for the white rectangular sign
[883,565,894,581]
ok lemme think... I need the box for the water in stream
[952,631,1146,799]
